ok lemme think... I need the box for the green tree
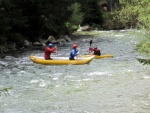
[15,0,42,42]
[76,0,103,26]
[106,0,120,11]
[41,0,71,38]
[115,0,150,65]
[114,2,139,28]
[135,0,150,65]
[0,0,72,44]
[0,0,28,46]
[66,2,84,33]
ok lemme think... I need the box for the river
[0,30,150,113]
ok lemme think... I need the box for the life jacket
[89,47,93,53]
[69,49,78,59]
[93,48,101,55]
[44,47,56,59]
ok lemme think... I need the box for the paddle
[75,48,80,60]
[90,40,92,47]
[89,40,93,53]
[55,45,58,56]
[52,44,58,56]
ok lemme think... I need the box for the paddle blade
[90,40,92,47]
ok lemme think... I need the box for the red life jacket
[44,47,56,59]
[93,48,101,55]
[89,47,93,52]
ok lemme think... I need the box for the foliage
[135,0,150,65]
[68,3,83,25]
[0,87,13,97]
[136,34,150,56]
[113,2,138,29]
[67,2,84,33]
[116,0,150,29]
[136,0,150,29]
[41,0,71,38]
[114,0,150,65]
[0,0,87,44]
[76,0,103,26]
[0,0,72,44]
[1,0,149,54]
[1,0,119,44]
[137,58,150,65]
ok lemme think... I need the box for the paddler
[44,43,57,60]
[69,43,79,60]
[89,47,101,56]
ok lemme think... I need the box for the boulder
[32,41,43,46]
[57,38,66,43]
[23,40,30,47]
[64,35,71,42]
[46,35,57,43]
[77,25,89,31]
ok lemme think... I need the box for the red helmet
[72,44,77,48]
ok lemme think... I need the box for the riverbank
[0,45,45,59]
[0,35,72,58]
[0,33,93,59]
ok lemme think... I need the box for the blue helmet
[49,43,53,47]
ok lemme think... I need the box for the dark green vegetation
[0,0,121,49]
[0,0,149,64]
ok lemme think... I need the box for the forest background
[0,0,150,64]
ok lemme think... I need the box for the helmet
[49,43,53,47]
[72,44,77,48]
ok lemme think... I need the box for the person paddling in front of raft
[69,43,79,60]
[44,43,57,60]
[89,47,101,56]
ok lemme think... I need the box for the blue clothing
[69,49,78,60]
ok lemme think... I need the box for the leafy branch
[137,58,150,65]
[0,87,13,97]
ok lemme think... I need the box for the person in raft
[69,43,79,60]
[44,43,57,60]
[89,47,101,56]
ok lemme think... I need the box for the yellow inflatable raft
[81,54,113,59]
[29,55,94,65]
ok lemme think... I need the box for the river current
[0,30,150,113]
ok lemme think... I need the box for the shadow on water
[0,30,150,113]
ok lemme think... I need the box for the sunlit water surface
[0,30,150,113]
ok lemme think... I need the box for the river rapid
[0,30,150,113]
